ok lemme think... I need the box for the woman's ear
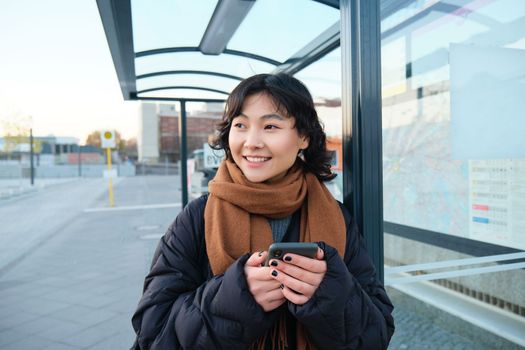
[300,135,309,150]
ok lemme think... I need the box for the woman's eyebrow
[238,112,285,121]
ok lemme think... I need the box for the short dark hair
[210,73,335,181]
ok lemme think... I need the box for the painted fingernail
[271,270,278,277]
[284,256,292,262]
[258,251,263,257]
[280,284,284,289]
[270,260,278,267]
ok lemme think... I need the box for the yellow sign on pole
[102,130,116,207]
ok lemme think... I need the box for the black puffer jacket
[132,195,394,349]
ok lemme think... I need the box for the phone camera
[273,250,282,258]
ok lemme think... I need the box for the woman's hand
[244,251,286,312]
[269,248,326,305]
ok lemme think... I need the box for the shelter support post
[340,0,384,281]
[179,100,188,208]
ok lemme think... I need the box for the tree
[0,114,38,156]
[122,137,138,161]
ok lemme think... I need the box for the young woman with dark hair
[131,73,394,350]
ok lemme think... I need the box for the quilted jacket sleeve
[288,205,395,350]
[131,197,278,349]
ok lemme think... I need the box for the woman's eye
[233,123,246,129]
[264,124,279,130]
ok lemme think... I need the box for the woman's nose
[244,129,264,149]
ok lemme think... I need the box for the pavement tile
[0,291,27,308]
[41,343,83,350]
[41,289,94,305]
[15,297,71,316]
[3,334,56,350]
[0,304,20,319]
[0,310,41,331]
[12,283,58,298]
[87,331,136,350]
[12,316,81,337]
[50,305,118,326]
[68,280,120,296]
[75,294,120,309]
[0,328,31,347]
[36,320,87,342]
[60,323,120,349]
[103,296,138,315]
[32,276,81,288]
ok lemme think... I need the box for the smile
[243,156,271,163]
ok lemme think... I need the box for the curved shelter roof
[97,0,341,102]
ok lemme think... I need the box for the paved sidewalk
[0,178,79,200]
[0,176,181,349]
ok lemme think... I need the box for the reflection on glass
[382,0,525,247]
[381,1,525,348]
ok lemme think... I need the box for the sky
[0,0,140,144]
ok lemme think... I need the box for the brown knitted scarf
[205,159,346,349]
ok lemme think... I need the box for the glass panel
[228,0,339,62]
[135,52,275,78]
[296,48,343,201]
[138,89,227,100]
[184,102,225,198]
[381,0,525,348]
[136,74,239,95]
[131,0,217,52]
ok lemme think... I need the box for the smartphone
[264,242,318,266]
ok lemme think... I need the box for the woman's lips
[243,156,271,168]
[243,156,271,163]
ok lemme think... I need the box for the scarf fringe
[250,312,288,350]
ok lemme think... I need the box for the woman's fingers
[245,252,286,311]
[268,249,327,304]
[270,260,322,286]
[270,268,318,298]
[281,285,310,305]
[245,251,267,267]
[254,286,286,311]
[279,250,327,273]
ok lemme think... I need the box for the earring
[298,149,305,161]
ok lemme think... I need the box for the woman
[131,73,395,349]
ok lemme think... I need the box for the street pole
[78,144,82,177]
[30,128,35,186]
[106,147,115,207]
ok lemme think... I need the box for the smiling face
[228,93,309,183]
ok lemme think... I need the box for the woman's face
[228,93,309,183]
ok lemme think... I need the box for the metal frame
[137,86,230,96]
[136,70,243,81]
[385,222,523,257]
[312,0,340,9]
[199,0,256,55]
[138,97,226,103]
[96,0,136,100]
[274,22,340,75]
[341,0,384,281]
[135,47,282,66]
[179,101,188,207]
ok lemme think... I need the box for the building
[138,102,223,163]
[0,136,103,165]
